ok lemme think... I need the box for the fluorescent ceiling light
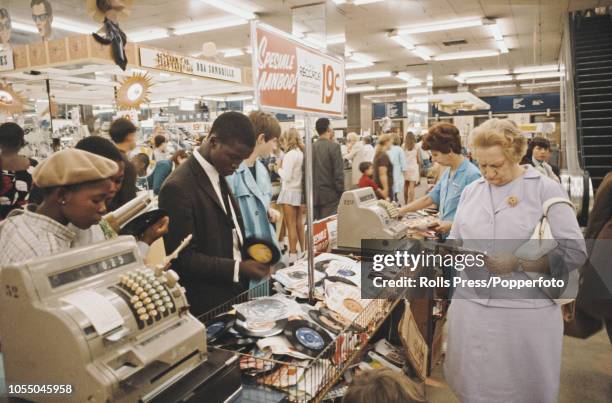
[346,62,374,70]
[354,0,385,4]
[377,83,410,90]
[201,96,225,102]
[52,18,98,34]
[350,52,375,65]
[11,21,38,33]
[516,71,563,80]
[396,72,417,82]
[222,48,245,58]
[520,81,560,88]
[388,32,415,50]
[333,0,347,3]
[327,34,346,45]
[129,29,169,42]
[513,65,558,74]
[475,84,517,91]
[174,18,247,35]
[406,89,429,95]
[347,85,376,93]
[434,49,500,61]
[457,69,510,80]
[412,48,431,61]
[199,0,256,20]
[398,18,483,35]
[465,75,513,84]
[364,93,398,99]
[226,95,253,101]
[346,71,392,80]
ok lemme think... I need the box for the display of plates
[204,313,235,343]
[234,318,288,338]
[243,237,281,265]
[283,319,332,358]
[325,275,359,287]
[119,208,168,237]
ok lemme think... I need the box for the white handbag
[515,197,578,304]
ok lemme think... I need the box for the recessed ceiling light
[222,48,245,58]
[456,69,511,79]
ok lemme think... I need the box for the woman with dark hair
[520,136,560,182]
[147,149,189,195]
[0,122,38,220]
[399,122,480,236]
[373,133,394,200]
[152,134,169,161]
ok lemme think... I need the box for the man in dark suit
[312,118,344,220]
[159,112,271,317]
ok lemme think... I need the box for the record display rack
[199,265,411,402]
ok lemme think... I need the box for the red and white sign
[251,22,345,116]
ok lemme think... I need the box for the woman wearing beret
[0,149,118,266]
[444,119,587,403]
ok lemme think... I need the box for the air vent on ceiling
[443,39,468,46]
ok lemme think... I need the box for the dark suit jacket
[159,155,248,317]
[312,138,345,206]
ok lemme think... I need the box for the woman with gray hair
[444,118,587,403]
[344,132,366,187]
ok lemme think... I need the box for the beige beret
[33,148,119,188]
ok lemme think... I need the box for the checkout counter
[0,237,240,403]
[337,188,410,251]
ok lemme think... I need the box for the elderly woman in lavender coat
[444,119,587,403]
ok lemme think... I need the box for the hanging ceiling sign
[251,21,345,116]
[139,47,242,83]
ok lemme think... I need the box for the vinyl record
[326,275,358,287]
[217,335,258,348]
[315,259,334,273]
[204,313,236,343]
[284,319,332,358]
[234,318,288,338]
[119,208,168,237]
[243,237,281,265]
[308,309,343,334]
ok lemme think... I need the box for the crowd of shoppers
[0,111,605,403]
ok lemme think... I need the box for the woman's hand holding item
[485,252,518,276]
[429,220,452,235]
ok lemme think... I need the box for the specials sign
[139,47,242,83]
[251,22,345,116]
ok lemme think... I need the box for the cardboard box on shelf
[398,301,428,380]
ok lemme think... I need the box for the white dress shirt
[193,149,243,282]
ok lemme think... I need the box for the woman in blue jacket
[226,111,282,288]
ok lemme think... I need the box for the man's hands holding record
[240,260,271,280]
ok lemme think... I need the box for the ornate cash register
[0,237,207,402]
[337,188,409,250]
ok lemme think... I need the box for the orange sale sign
[251,22,345,116]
